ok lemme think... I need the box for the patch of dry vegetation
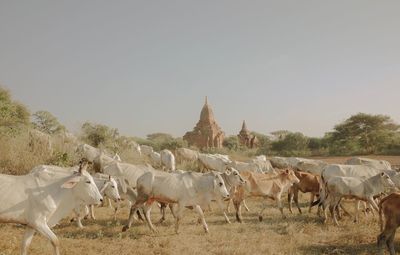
[0,190,395,255]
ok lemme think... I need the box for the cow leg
[276,195,285,218]
[387,230,396,255]
[90,205,96,220]
[113,201,120,221]
[122,198,146,232]
[377,231,388,255]
[288,188,294,214]
[108,197,113,209]
[143,204,157,232]
[354,200,360,223]
[195,205,209,233]
[226,199,231,213]
[216,198,231,223]
[157,203,167,224]
[308,193,315,213]
[293,188,301,214]
[35,223,60,255]
[169,203,177,219]
[21,228,35,255]
[332,198,341,226]
[73,206,84,228]
[174,204,184,234]
[233,200,243,223]
[243,199,250,212]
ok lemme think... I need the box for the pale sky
[1,1,399,138]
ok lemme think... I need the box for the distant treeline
[1,86,400,173]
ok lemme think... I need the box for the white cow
[198,153,231,172]
[323,172,396,225]
[346,157,392,170]
[205,169,246,223]
[76,144,101,162]
[228,160,264,173]
[102,162,155,192]
[122,171,230,233]
[292,158,328,175]
[140,145,154,156]
[150,151,161,168]
[250,158,275,173]
[175,147,199,163]
[160,149,176,171]
[0,159,103,255]
[74,174,121,228]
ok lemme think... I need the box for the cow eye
[111,186,115,188]
[86,181,91,184]
[234,172,237,175]
[219,182,223,187]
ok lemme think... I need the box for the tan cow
[377,192,400,255]
[288,171,321,214]
[232,169,300,222]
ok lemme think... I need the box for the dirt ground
[0,156,399,255]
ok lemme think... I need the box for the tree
[223,135,241,151]
[0,87,30,134]
[330,113,399,154]
[270,130,291,141]
[32,110,65,134]
[271,132,310,156]
[81,122,119,147]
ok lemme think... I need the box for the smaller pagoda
[237,120,258,148]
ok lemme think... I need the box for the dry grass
[0,195,390,255]
[1,156,400,255]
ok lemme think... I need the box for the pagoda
[183,97,225,149]
[237,120,258,148]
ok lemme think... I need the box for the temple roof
[199,96,215,123]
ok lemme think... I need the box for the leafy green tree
[223,135,241,151]
[271,132,310,156]
[270,130,290,141]
[81,122,119,147]
[330,113,399,154]
[0,87,30,134]
[32,110,65,134]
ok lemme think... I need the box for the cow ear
[285,169,290,174]
[61,176,81,189]
[380,172,385,177]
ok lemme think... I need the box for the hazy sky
[1,1,399,138]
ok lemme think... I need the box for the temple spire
[241,120,248,131]
[205,96,208,105]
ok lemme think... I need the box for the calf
[288,170,320,214]
[233,169,300,223]
[377,192,400,255]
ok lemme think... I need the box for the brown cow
[288,170,321,214]
[377,192,400,255]
[232,169,299,223]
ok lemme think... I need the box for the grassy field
[0,156,399,255]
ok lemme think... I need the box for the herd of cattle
[1,143,400,255]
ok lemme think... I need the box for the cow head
[224,168,246,186]
[213,174,230,199]
[101,176,121,202]
[379,172,396,190]
[62,158,103,205]
[282,169,300,185]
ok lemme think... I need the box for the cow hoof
[122,226,129,232]
[258,216,263,222]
